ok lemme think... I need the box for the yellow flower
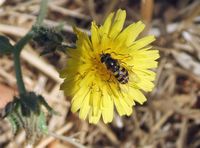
[60,9,159,124]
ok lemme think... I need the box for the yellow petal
[109,9,126,39]
[134,69,156,81]
[100,12,114,35]
[79,91,91,120]
[114,98,123,116]
[102,107,113,123]
[101,89,114,123]
[136,79,155,92]
[114,97,132,116]
[79,71,94,87]
[90,89,101,108]
[129,88,147,104]
[89,108,101,124]
[100,33,111,51]
[134,61,158,69]
[120,98,132,116]
[120,85,134,105]
[116,21,145,47]
[129,35,155,51]
[91,22,100,49]
[125,49,159,69]
[73,27,93,58]
[71,88,90,113]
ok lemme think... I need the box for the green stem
[13,51,26,94]
[14,54,26,94]
[13,32,34,94]
[35,0,48,26]
[15,32,33,54]
[13,0,48,94]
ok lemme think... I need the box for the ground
[0,0,200,147]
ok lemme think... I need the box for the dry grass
[0,0,200,147]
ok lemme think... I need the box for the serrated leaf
[7,116,18,134]
[0,35,13,54]
[7,113,23,134]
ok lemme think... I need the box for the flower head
[60,9,159,124]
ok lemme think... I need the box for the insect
[100,53,129,84]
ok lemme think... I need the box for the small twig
[21,49,62,83]
[97,122,119,145]
[176,119,188,148]
[36,123,73,148]
[48,131,86,148]
[176,1,200,19]
[0,24,29,37]
[151,110,174,133]
[48,4,91,20]
[25,144,33,148]
[140,0,154,34]
[5,11,91,34]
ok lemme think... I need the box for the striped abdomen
[113,66,129,84]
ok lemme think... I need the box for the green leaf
[37,111,48,134]
[7,116,18,134]
[4,101,15,118]
[0,35,13,54]
[38,95,60,115]
[7,113,23,134]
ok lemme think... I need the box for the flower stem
[13,51,26,94]
[35,0,48,26]
[13,0,48,94]
[14,32,34,55]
